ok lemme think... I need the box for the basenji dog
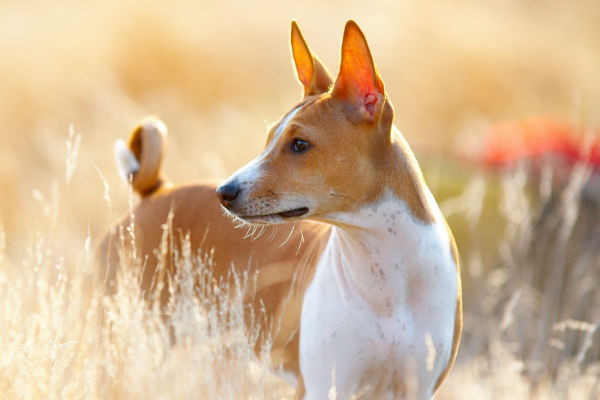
[216,20,462,399]
[98,20,461,399]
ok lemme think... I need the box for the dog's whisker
[268,225,278,241]
[279,225,295,249]
[295,227,305,256]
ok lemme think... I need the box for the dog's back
[96,118,329,377]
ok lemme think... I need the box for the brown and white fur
[98,118,328,379]
[98,20,461,399]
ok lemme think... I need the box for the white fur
[300,192,458,399]
[114,139,139,182]
[275,105,302,137]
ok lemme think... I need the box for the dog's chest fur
[299,193,457,399]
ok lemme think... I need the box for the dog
[98,20,461,399]
[215,20,462,399]
[97,115,328,379]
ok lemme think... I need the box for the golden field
[0,0,599,398]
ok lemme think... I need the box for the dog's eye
[291,138,310,153]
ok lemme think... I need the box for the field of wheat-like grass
[1,0,599,398]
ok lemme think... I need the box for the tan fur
[290,21,333,97]
[434,222,463,392]
[97,20,461,398]
[97,178,330,376]
[127,116,168,195]
[238,94,434,225]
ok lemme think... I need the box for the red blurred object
[482,116,600,171]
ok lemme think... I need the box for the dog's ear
[332,21,385,123]
[291,21,333,97]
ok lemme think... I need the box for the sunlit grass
[437,162,600,399]
[1,0,600,398]
[0,125,598,399]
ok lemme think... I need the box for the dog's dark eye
[291,138,310,153]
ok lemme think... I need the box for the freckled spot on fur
[407,272,425,313]
[385,296,392,311]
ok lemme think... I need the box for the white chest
[299,197,458,400]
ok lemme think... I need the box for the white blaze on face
[275,104,302,138]
[227,105,303,185]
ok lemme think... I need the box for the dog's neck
[317,136,453,316]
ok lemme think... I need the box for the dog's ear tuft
[332,21,385,122]
[290,21,333,97]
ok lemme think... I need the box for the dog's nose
[216,182,240,209]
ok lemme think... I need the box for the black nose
[216,181,240,209]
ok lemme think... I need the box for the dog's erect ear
[291,21,333,97]
[332,21,385,123]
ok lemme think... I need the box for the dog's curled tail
[114,116,167,197]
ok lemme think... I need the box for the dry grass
[1,0,600,398]
[436,163,600,399]
[0,132,290,398]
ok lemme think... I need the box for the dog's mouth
[237,207,309,223]
[278,207,309,218]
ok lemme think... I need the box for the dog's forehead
[288,96,348,131]
[293,96,330,120]
[267,96,318,137]
[281,96,323,126]
[266,94,358,148]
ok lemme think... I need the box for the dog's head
[217,21,396,225]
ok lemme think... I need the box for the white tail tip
[114,139,139,182]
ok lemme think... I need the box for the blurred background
[1,0,599,245]
[1,0,599,397]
